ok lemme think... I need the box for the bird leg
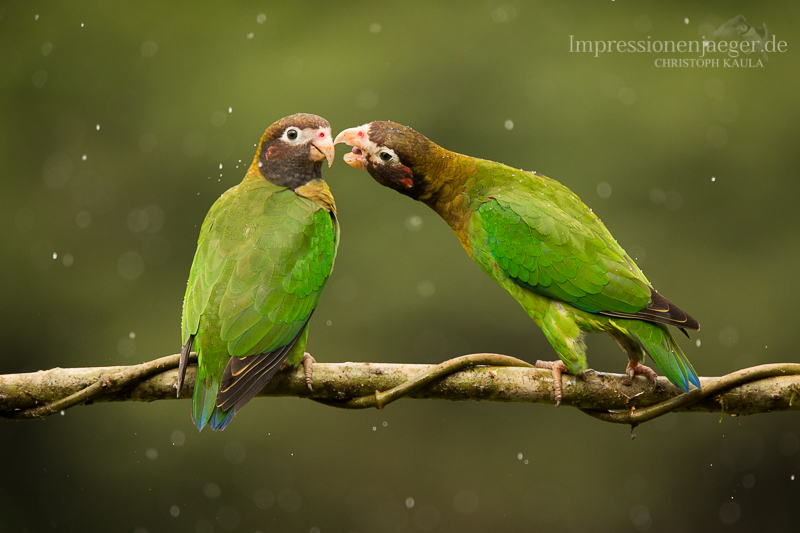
[625,359,658,390]
[301,352,315,391]
[535,360,569,407]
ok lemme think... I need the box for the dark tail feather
[216,320,310,413]
[177,335,194,398]
[216,342,295,412]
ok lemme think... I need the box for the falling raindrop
[417,280,435,297]
[171,430,185,446]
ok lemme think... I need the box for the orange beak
[334,126,369,171]
[309,128,335,167]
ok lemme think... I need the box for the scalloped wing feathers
[181,176,337,429]
[472,165,652,316]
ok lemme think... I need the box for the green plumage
[182,176,337,429]
[337,121,699,398]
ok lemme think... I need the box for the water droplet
[141,41,158,58]
[52,252,58,259]
[203,482,221,499]
[32,70,48,88]
[76,210,92,228]
[326,320,332,326]
[406,497,415,509]
[684,18,689,24]
[247,32,254,39]
[369,23,382,34]
[712,176,716,182]
[405,215,423,232]
[171,430,185,446]
[257,13,266,24]
[81,154,87,161]
[228,106,233,113]
[696,339,701,347]
[517,453,523,460]
[96,124,100,130]
[382,421,388,427]
[417,280,435,298]
[169,505,179,517]
[145,448,158,460]
[372,426,377,431]
[504,120,514,130]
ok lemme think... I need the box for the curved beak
[334,125,370,171]
[309,129,335,167]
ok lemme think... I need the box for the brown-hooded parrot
[178,113,339,430]
[335,121,699,404]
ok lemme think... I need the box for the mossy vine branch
[1,354,799,426]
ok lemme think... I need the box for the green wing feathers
[181,180,337,430]
[477,184,652,316]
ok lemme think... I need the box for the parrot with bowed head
[335,121,699,404]
[178,113,339,430]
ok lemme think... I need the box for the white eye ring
[286,128,300,141]
[377,149,398,164]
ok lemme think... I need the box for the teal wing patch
[477,182,652,316]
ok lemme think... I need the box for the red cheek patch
[397,165,414,188]
[267,146,278,160]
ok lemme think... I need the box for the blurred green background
[2,1,799,532]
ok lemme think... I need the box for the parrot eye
[286,128,299,141]
[379,151,393,162]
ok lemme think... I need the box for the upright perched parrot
[178,113,339,431]
[335,122,699,404]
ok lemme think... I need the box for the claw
[535,360,569,406]
[301,352,315,391]
[626,361,658,391]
